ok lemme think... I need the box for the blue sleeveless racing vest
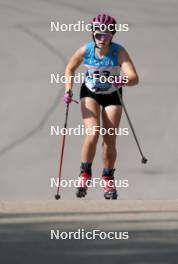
[83,41,122,94]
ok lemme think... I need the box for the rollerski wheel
[104,189,118,200]
[76,187,87,198]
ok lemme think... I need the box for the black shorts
[80,83,122,108]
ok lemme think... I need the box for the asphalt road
[0,200,178,264]
[0,0,178,200]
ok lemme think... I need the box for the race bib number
[85,69,115,92]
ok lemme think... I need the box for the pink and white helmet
[91,14,117,34]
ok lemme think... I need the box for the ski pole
[55,99,78,200]
[117,89,148,164]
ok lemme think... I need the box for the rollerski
[76,170,91,198]
[102,175,118,200]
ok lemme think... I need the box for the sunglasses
[94,32,112,41]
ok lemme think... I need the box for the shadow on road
[0,212,178,264]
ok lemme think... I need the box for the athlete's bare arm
[65,46,85,91]
[119,47,139,86]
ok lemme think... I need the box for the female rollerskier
[63,14,139,199]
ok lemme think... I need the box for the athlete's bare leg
[102,105,122,168]
[80,97,100,163]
